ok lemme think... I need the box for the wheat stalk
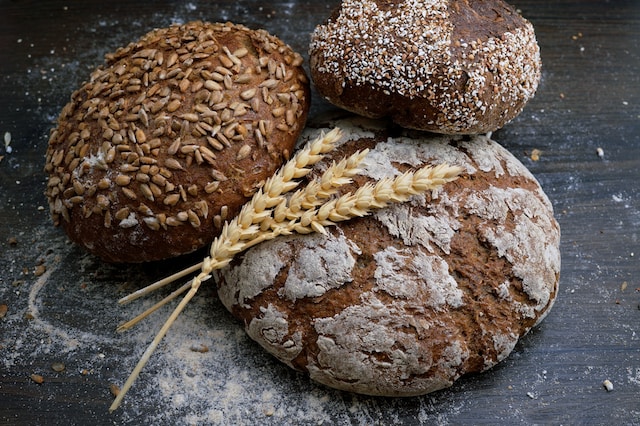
[109,128,463,412]
[115,151,369,330]
[110,128,344,411]
[116,129,343,308]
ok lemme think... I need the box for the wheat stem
[115,129,343,305]
[109,276,204,412]
[110,130,345,411]
[118,263,203,305]
[116,281,192,332]
[110,127,463,412]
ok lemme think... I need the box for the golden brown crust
[309,0,541,134]
[44,21,310,262]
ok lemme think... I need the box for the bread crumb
[603,379,613,392]
[530,149,541,161]
[31,374,44,384]
[596,147,604,158]
[34,264,46,277]
[110,383,121,396]
[51,362,65,372]
[190,344,210,353]
[263,406,275,416]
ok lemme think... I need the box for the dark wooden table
[1,1,638,424]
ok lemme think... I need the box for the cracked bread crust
[215,118,560,396]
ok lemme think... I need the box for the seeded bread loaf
[215,117,560,396]
[45,21,310,263]
[309,0,541,134]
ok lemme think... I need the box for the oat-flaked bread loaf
[215,117,560,396]
[309,0,541,134]
[45,21,310,263]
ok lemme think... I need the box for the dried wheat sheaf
[109,128,463,411]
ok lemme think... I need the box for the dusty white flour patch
[466,186,560,312]
[26,263,121,348]
[373,247,463,310]
[282,231,358,301]
[2,232,121,370]
[246,303,303,364]
[217,239,288,308]
[310,294,433,391]
[375,203,461,254]
[372,136,472,175]
[298,117,382,148]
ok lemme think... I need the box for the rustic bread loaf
[45,21,310,263]
[309,0,541,134]
[215,117,560,396]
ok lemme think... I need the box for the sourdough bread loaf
[309,0,541,134]
[45,21,310,262]
[215,117,560,396]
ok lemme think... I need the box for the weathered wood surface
[0,1,638,424]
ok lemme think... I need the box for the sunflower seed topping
[45,21,309,261]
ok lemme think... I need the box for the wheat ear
[109,128,463,412]
[115,128,343,310]
[110,128,344,411]
[113,148,365,328]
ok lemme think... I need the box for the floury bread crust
[215,117,560,396]
[45,21,310,263]
[309,0,541,134]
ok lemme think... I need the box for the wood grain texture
[0,1,638,425]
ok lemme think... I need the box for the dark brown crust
[215,122,560,396]
[309,0,541,134]
[449,0,524,41]
[228,168,552,372]
[44,21,310,263]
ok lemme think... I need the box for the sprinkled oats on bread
[309,0,541,134]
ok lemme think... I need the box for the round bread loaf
[215,117,560,396]
[45,21,310,263]
[309,0,541,134]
